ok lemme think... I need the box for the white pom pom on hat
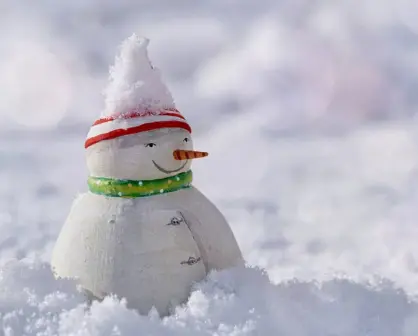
[85,33,191,149]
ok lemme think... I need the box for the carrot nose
[173,150,209,160]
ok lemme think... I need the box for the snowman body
[51,185,242,316]
[51,127,244,316]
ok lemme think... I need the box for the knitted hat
[85,108,191,149]
[85,34,190,149]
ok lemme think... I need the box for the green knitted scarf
[88,170,192,198]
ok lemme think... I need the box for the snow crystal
[102,34,176,118]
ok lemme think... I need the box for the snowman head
[85,110,207,180]
[84,34,207,181]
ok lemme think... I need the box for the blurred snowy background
[1,0,418,335]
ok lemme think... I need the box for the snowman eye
[183,138,189,143]
[145,143,157,148]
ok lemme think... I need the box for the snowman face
[86,128,194,180]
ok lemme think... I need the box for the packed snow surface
[1,0,418,335]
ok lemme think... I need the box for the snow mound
[1,259,418,336]
[102,34,176,118]
[0,259,83,335]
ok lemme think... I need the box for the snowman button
[167,216,183,226]
[180,256,201,266]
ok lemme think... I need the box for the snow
[102,34,176,118]
[2,260,418,336]
[2,122,418,335]
[1,0,418,335]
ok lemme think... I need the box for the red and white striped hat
[84,108,191,149]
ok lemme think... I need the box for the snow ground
[2,0,418,335]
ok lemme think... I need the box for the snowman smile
[152,160,188,174]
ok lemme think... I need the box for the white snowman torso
[51,185,243,316]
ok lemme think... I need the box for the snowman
[51,34,244,316]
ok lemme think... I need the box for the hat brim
[85,120,192,149]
